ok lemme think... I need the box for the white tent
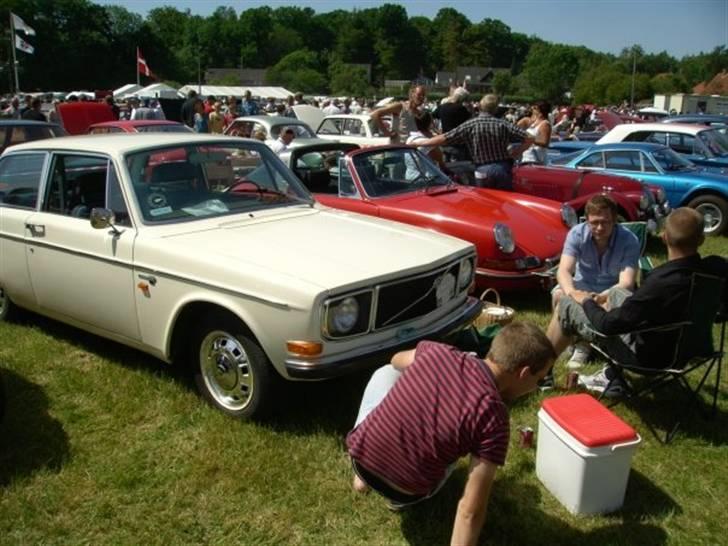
[114,83,142,99]
[133,83,183,99]
[178,85,293,100]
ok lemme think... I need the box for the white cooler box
[536,393,641,515]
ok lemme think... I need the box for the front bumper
[284,295,482,379]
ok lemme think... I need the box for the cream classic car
[0,134,480,418]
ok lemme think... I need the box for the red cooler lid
[542,394,637,447]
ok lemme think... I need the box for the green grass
[1,235,727,545]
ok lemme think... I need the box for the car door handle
[25,223,46,237]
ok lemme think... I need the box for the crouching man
[346,322,556,546]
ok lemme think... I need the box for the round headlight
[458,258,473,290]
[327,297,359,334]
[494,223,515,254]
[560,204,578,227]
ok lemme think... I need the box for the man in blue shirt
[543,194,640,383]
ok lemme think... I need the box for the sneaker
[578,367,610,393]
[603,376,631,400]
[566,344,591,370]
[538,370,555,391]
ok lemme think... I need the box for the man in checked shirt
[413,94,547,190]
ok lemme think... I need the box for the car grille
[374,260,462,330]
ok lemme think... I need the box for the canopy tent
[132,83,183,99]
[113,83,142,99]
[178,85,293,100]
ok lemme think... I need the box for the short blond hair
[664,207,704,252]
[486,321,555,374]
[479,94,499,114]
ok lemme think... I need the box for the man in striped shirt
[413,94,547,190]
[347,322,555,546]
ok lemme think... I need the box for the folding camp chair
[589,272,726,444]
[620,221,654,283]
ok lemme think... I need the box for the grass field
[1,235,726,546]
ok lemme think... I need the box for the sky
[95,0,728,58]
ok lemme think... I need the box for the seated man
[546,194,641,378]
[347,322,555,546]
[547,207,728,397]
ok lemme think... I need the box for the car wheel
[687,195,728,235]
[191,313,276,419]
[0,285,18,322]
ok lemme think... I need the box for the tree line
[2,0,726,104]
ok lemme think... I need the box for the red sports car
[270,143,575,292]
[88,120,193,134]
[512,163,669,225]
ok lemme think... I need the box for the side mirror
[90,208,121,235]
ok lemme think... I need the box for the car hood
[373,185,566,258]
[137,206,472,293]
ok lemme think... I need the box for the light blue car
[553,142,728,235]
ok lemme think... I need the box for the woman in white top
[517,101,552,164]
[405,111,445,180]
[370,85,427,143]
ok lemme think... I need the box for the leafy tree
[492,71,513,96]
[521,43,580,102]
[651,73,688,94]
[431,8,471,71]
[329,60,372,96]
[267,49,327,93]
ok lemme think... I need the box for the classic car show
[1,2,727,546]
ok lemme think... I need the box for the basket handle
[479,288,501,306]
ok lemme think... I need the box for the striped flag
[11,13,36,36]
[15,34,34,55]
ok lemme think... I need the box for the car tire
[190,313,276,419]
[687,195,728,235]
[0,285,18,322]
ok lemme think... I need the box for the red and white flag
[15,34,34,54]
[137,47,155,78]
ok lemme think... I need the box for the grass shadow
[0,368,70,487]
[400,473,670,545]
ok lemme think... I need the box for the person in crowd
[47,99,61,124]
[370,85,427,143]
[3,97,21,119]
[264,97,277,113]
[204,95,216,115]
[433,86,472,161]
[241,90,259,116]
[283,95,296,118]
[19,95,32,117]
[350,98,363,115]
[405,110,445,177]
[516,101,552,165]
[547,207,728,397]
[412,94,543,190]
[540,194,640,388]
[208,101,225,134]
[322,99,342,116]
[252,129,266,142]
[181,89,198,128]
[348,321,555,545]
[568,106,587,137]
[294,92,306,105]
[193,98,208,133]
[224,97,238,128]
[269,127,295,155]
[104,95,120,120]
[21,97,46,122]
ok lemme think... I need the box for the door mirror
[90,208,119,234]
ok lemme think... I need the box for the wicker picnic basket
[474,288,515,328]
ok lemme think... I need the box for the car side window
[338,158,359,198]
[605,151,641,171]
[344,119,362,136]
[576,152,604,169]
[668,134,697,155]
[43,154,130,224]
[318,119,342,135]
[640,153,658,172]
[0,153,46,209]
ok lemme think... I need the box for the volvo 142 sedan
[0,134,482,418]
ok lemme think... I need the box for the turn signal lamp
[286,341,323,357]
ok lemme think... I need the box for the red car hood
[371,185,567,260]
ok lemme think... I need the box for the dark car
[0,120,66,154]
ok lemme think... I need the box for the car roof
[89,120,183,128]
[582,142,668,152]
[0,119,59,128]
[322,114,372,121]
[662,115,728,124]
[231,115,308,125]
[607,122,709,136]
[4,133,258,155]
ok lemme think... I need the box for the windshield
[697,129,728,158]
[651,147,695,171]
[352,148,451,197]
[136,124,193,133]
[125,142,313,224]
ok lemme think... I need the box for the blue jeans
[474,160,513,190]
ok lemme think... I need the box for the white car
[224,115,328,150]
[0,134,480,418]
[316,114,390,146]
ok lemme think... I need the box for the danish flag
[137,47,155,79]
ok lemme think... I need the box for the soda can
[566,371,579,390]
[518,426,534,448]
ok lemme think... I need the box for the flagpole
[10,13,19,93]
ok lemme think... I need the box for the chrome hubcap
[695,203,722,234]
[199,331,253,411]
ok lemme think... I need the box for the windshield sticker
[149,206,173,216]
[182,199,230,217]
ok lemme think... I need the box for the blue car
[553,142,728,235]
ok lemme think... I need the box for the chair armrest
[585,321,692,339]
